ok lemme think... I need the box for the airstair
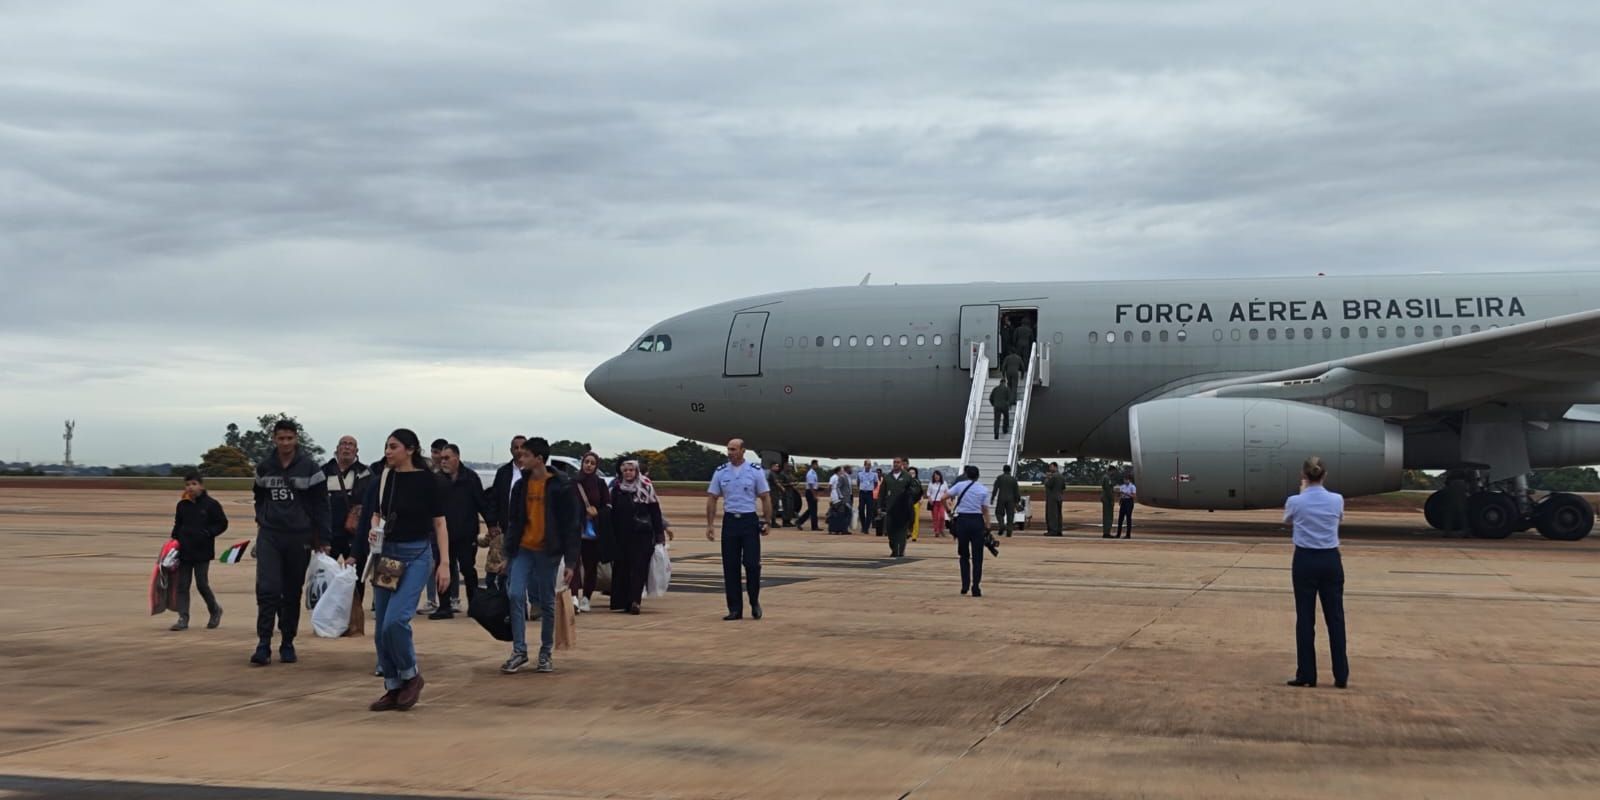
[958,341,1046,480]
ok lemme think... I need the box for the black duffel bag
[468,584,513,642]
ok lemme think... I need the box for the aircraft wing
[1174,308,1600,415]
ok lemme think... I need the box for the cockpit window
[634,335,673,353]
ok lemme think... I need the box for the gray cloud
[3,1,1600,463]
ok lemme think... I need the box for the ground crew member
[251,420,330,666]
[706,439,771,621]
[1042,462,1066,537]
[945,465,992,597]
[1101,465,1118,538]
[1284,456,1350,689]
[857,460,879,535]
[1001,350,1024,396]
[768,463,788,529]
[880,457,922,558]
[1116,472,1137,538]
[994,465,1020,537]
[991,381,1013,440]
[796,460,821,531]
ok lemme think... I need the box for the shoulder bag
[369,468,405,592]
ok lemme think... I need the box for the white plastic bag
[645,543,671,598]
[305,552,340,610]
[311,560,358,638]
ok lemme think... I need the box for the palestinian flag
[218,540,250,564]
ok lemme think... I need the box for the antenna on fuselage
[859,272,872,286]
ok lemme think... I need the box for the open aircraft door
[724,311,769,377]
[958,304,999,369]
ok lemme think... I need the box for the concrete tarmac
[1,488,1598,799]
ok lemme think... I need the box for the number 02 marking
[690,402,706,413]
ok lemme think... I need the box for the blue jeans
[508,548,558,660]
[372,539,434,691]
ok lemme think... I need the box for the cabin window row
[785,334,944,349]
[1091,323,1495,344]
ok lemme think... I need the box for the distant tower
[63,420,75,476]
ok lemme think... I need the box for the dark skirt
[609,524,655,610]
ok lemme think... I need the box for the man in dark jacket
[435,444,492,619]
[171,473,228,631]
[486,435,527,549]
[250,420,331,666]
[994,465,1021,538]
[500,437,581,675]
[321,435,371,563]
[991,382,1013,440]
[880,457,923,558]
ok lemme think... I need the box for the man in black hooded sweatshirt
[250,420,330,666]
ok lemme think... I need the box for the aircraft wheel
[1423,491,1447,530]
[1535,493,1594,541]
[1467,493,1518,539]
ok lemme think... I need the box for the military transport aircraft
[585,272,1600,540]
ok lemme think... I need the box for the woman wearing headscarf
[569,452,610,614]
[608,460,668,614]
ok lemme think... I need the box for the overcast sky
[3,1,1599,466]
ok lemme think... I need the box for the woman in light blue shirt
[1282,456,1349,689]
[943,465,992,597]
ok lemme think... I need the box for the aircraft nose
[584,358,619,412]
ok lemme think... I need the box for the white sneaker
[579,596,591,613]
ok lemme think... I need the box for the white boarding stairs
[959,341,1046,481]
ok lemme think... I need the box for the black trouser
[579,536,600,599]
[721,513,762,615]
[444,536,478,608]
[255,528,312,643]
[954,515,985,592]
[993,407,1011,439]
[327,531,354,562]
[1045,498,1062,536]
[858,491,877,534]
[1293,547,1349,685]
[796,489,819,530]
[176,560,220,622]
[1117,499,1134,537]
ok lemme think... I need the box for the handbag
[368,467,405,591]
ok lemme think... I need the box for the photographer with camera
[943,465,993,598]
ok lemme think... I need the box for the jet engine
[1129,398,1404,510]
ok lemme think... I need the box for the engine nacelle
[1129,398,1404,510]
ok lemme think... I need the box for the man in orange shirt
[500,438,580,675]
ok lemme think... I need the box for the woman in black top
[366,429,449,712]
[608,460,667,614]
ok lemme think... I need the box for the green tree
[1062,458,1126,485]
[1016,459,1050,481]
[1401,470,1440,490]
[662,439,723,483]
[548,440,593,459]
[1530,467,1600,493]
[226,414,324,464]
[199,445,255,477]
[611,449,670,479]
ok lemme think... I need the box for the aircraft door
[724,311,769,377]
[958,304,1000,369]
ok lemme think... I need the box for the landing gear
[1535,493,1594,541]
[1466,492,1518,539]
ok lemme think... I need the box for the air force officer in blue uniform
[1284,456,1350,689]
[706,438,771,621]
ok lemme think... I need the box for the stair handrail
[1006,342,1041,469]
[959,341,990,468]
